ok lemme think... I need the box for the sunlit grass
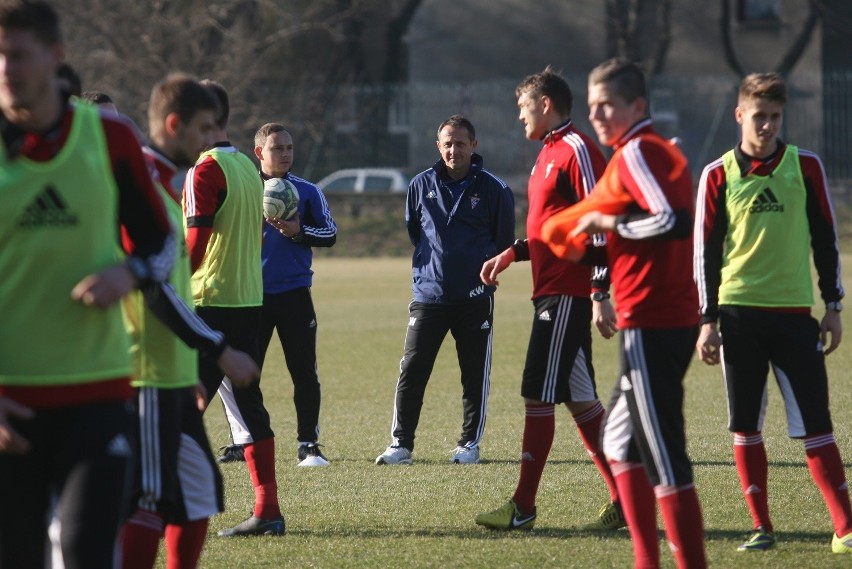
[182,252,852,568]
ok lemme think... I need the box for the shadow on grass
[343,457,852,468]
[281,525,834,546]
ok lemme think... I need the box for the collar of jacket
[542,119,573,144]
[260,170,292,181]
[613,118,655,149]
[432,152,484,183]
[734,139,786,178]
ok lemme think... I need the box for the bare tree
[57,0,401,168]
[604,0,673,75]
[719,0,819,78]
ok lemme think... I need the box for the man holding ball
[253,122,337,466]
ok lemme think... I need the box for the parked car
[316,168,409,193]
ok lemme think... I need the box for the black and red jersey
[526,121,608,298]
[694,141,843,322]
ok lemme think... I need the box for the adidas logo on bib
[748,187,784,214]
[17,186,78,228]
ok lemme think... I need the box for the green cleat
[737,527,775,551]
[577,501,627,531]
[475,499,536,530]
[832,532,852,554]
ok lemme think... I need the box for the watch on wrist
[590,291,610,302]
[827,301,843,312]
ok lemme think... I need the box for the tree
[719,0,819,78]
[604,0,673,75]
[56,0,420,175]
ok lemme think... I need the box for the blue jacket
[261,172,336,294]
[406,153,515,304]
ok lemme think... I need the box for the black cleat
[217,514,285,537]
[217,444,245,463]
[297,442,330,466]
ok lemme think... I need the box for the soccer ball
[262,177,299,220]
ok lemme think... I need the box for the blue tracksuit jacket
[406,153,515,304]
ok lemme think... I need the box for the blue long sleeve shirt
[261,172,336,294]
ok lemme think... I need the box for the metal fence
[306,71,851,196]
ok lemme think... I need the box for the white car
[316,168,409,194]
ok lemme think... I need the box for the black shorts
[131,386,224,523]
[521,295,597,404]
[603,326,698,487]
[720,305,832,437]
[0,400,133,569]
[195,305,274,442]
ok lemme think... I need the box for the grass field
[191,255,852,568]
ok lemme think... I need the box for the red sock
[804,432,852,537]
[121,509,164,569]
[244,438,282,519]
[612,461,659,569]
[164,518,209,569]
[657,484,707,569]
[573,401,618,503]
[733,432,772,531]
[511,404,555,514]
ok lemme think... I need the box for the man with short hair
[543,57,707,568]
[253,122,336,466]
[0,2,174,567]
[475,67,623,532]
[694,71,852,554]
[376,114,515,466]
[184,80,284,537]
[120,72,260,569]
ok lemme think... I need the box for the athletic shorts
[521,295,596,404]
[720,305,832,437]
[131,386,224,523]
[603,326,698,487]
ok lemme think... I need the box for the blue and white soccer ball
[263,177,299,220]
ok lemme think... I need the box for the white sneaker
[375,445,413,465]
[451,445,480,464]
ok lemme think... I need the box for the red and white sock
[121,509,164,569]
[512,403,555,514]
[734,431,772,531]
[804,432,852,537]
[612,461,659,569]
[657,483,707,569]
[573,401,618,503]
[164,518,209,569]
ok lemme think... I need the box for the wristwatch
[590,291,611,302]
[827,301,843,312]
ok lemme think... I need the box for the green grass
[187,255,852,568]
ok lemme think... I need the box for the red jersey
[603,121,698,328]
[526,121,608,298]
[543,120,698,329]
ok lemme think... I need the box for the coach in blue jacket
[376,114,515,466]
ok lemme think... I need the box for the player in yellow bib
[120,74,259,569]
[0,3,175,567]
[184,80,285,537]
[695,72,852,554]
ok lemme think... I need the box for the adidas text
[748,203,784,214]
